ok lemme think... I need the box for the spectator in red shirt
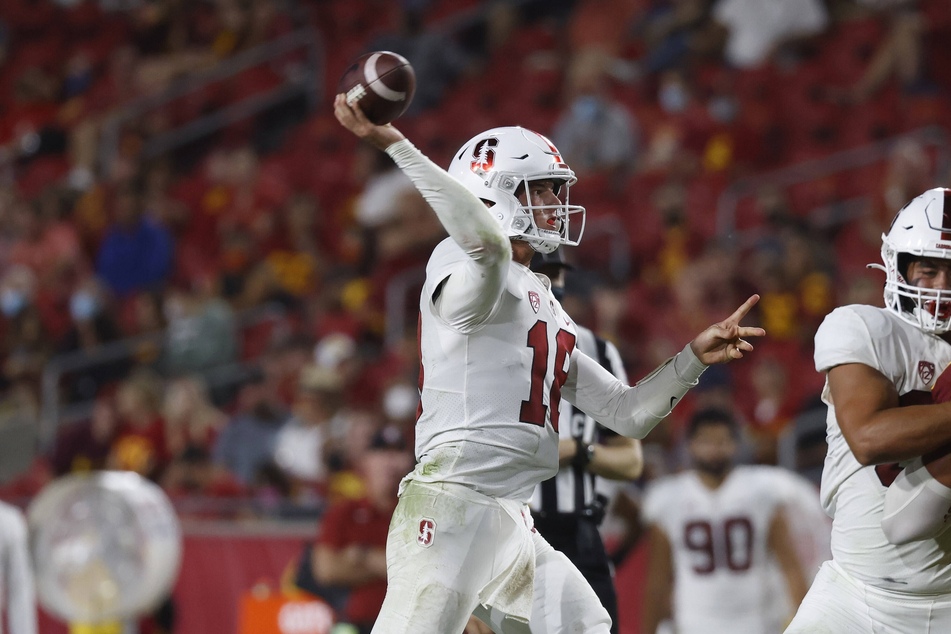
[312,425,413,633]
[50,394,119,476]
[162,376,227,458]
[109,370,169,479]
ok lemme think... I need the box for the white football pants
[785,560,951,633]
[371,479,612,633]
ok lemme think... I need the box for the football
[338,51,416,125]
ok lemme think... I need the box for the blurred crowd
[0,0,949,519]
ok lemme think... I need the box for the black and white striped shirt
[529,325,628,516]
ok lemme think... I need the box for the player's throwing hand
[689,294,766,365]
[333,93,405,151]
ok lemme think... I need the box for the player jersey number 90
[684,517,754,575]
[520,320,575,433]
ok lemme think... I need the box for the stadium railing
[97,26,324,176]
[38,302,291,450]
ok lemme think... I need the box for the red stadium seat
[922,0,951,30]
[0,0,58,34]
[823,17,884,86]
[15,156,70,199]
[61,0,103,35]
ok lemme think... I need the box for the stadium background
[0,0,949,632]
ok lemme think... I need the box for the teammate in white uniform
[333,94,765,634]
[786,188,951,632]
[0,500,37,634]
[641,409,808,634]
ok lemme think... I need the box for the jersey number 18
[520,320,575,432]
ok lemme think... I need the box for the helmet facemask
[489,172,585,255]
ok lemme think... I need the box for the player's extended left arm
[564,294,763,437]
[881,456,951,544]
[562,346,707,439]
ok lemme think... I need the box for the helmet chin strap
[529,239,560,255]
[511,236,560,255]
[510,210,562,254]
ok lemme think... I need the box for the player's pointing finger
[727,294,760,325]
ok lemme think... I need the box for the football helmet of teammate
[878,187,951,334]
[448,126,585,254]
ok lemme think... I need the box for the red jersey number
[520,320,575,432]
[684,516,755,575]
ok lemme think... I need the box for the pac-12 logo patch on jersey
[417,518,436,547]
[919,360,936,384]
[528,291,540,314]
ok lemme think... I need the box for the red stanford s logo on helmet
[470,137,499,174]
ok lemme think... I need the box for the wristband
[574,438,594,469]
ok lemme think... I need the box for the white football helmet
[447,126,585,254]
[879,187,951,333]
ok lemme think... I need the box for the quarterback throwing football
[333,94,764,634]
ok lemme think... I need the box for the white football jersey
[643,466,786,634]
[412,238,578,502]
[815,304,951,594]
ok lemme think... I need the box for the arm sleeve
[882,457,951,545]
[5,508,37,634]
[563,344,707,439]
[386,139,512,330]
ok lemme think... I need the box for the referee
[529,250,643,634]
